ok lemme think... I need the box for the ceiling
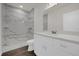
[7,3,48,11]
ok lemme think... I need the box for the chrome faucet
[51,30,56,34]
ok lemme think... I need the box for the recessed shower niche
[2,4,34,52]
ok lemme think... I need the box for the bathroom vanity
[34,32,79,56]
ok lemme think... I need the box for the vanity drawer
[55,39,79,55]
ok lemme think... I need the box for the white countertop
[34,32,79,43]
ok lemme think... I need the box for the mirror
[63,10,79,32]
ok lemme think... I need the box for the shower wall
[2,4,34,52]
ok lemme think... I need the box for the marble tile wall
[2,4,34,52]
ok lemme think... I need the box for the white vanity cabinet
[34,34,55,56]
[54,39,79,56]
[50,39,71,56]
[34,33,79,56]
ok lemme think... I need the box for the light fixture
[20,5,23,8]
[48,3,57,7]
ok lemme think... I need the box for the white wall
[47,3,79,35]
[34,4,48,33]
[0,3,2,56]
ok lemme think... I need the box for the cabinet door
[54,39,79,56]
[49,39,71,56]
[46,37,55,56]
[37,35,50,56]
[34,35,48,56]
